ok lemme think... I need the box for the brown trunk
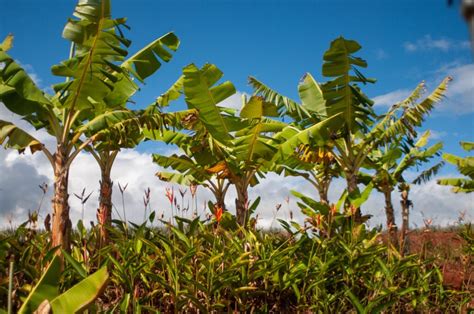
[383,187,398,248]
[318,180,330,205]
[318,189,329,206]
[214,189,227,212]
[399,187,411,255]
[51,146,72,253]
[97,170,113,247]
[346,171,362,221]
[235,183,249,227]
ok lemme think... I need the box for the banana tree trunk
[235,182,249,227]
[345,171,362,221]
[318,188,329,206]
[51,146,72,253]
[399,187,411,255]
[97,170,113,247]
[214,189,227,212]
[383,187,398,248]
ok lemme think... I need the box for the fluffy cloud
[373,63,474,113]
[438,63,474,113]
[373,88,412,107]
[404,35,470,52]
[2,141,472,231]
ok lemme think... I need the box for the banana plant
[150,63,337,226]
[366,131,444,247]
[146,64,238,213]
[152,130,232,212]
[437,141,474,193]
[0,0,178,252]
[276,145,340,205]
[82,28,180,246]
[252,37,451,223]
[250,68,338,204]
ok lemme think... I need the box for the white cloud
[373,88,412,107]
[373,63,474,113]
[404,35,470,53]
[1,143,472,230]
[429,130,448,140]
[16,61,42,87]
[438,63,474,113]
[218,91,248,111]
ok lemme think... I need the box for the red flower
[165,187,174,205]
[350,205,357,216]
[315,213,322,227]
[215,206,223,223]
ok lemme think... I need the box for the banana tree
[145,65,238,214]
[81,27,180,245]
[83,109,143,246]
[251,37,450,223]
[0,0,178,252]
[152,64,287,225]
[150,63,337,227]
[250,74,339,204]
[437,141,474,193]
[366,131,444,247]
[250,37,375,215]
[151,130,232,212]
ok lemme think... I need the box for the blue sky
[0,0,472,227]
[2,1,472,155]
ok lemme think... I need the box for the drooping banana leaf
[153,154,211,183]
[0,120,43,154]
[122,32,180,83]
[183,63,236,144]
[18,256,61,314]
[49,266,109,313]
[0,49,52,122]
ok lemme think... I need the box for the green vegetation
[0,0,472,312]
[1,214,471,312]
[438,141,474,193]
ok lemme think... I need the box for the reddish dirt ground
[407,231,472,290]
[384,229,474,310]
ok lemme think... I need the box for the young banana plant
[366,130,444,248]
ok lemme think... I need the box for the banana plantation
[0,0,473,312]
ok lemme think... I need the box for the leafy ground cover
[1,213,472,312]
